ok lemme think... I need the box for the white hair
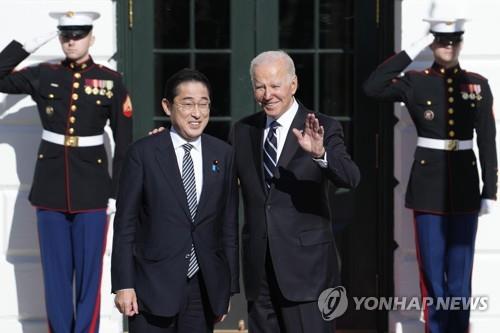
[249,50,296,84]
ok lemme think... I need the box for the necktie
[181,143,199,278]
[263,120,279,190]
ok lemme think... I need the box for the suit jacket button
[420,160,426,165]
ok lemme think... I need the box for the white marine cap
[423,0,468,33]
[49,11,100,29]
[423,18,467,34]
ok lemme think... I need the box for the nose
[263,88,272,100]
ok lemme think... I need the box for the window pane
[319,54,352,117]
[291,53,314,110]
[154,54,190,117]
[155,0,190,49]
[279,0,314,49]
[204,121,230,141]
[319,0,353,49]
[195,0,230,49]
[195,54,230,117]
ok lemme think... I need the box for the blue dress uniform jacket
[364,51,497,213]
[0,40,133,211]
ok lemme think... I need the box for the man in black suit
[230,50,360,332]
[111,69,239,333]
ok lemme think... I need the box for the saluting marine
[0,11,133,333]
[364,13,497,333]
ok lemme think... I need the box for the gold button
[74,73,81,79]
[38,154,44,159]
[70,63,75,69]
[81,63,87,69]
[48,93,54,99]
[71,105,77,112]
[96,100,101,105]
[420,160,426,165]
[440,68,445,74]
[449,130,455,137]
[425,70,430,74]
[471,103,476,107]
[68,128,75,134]
[97,159,102,164]
[72,93,78,101]
[447,78,453,84]
[69,116,76,124]
[73,82,80,89]
[448,87,454,93]
[448,97,454,103]
[448,108,454,115]
[426,100,432,106]
[454,68,459,74]
[448,119,455,126]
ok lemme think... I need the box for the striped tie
[181,143,199,278]
[263,120,279,190]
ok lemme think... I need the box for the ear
[291,75,298,95]
[161,98,172,116]
[90,34,95,47]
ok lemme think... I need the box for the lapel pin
[211,160,220,173]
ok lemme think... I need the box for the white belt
[417,137,473,151]
[42,130,104,147]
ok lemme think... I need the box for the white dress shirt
[170,128,203,203]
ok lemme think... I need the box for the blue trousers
[413,211,478,333]
[37,209,108,333]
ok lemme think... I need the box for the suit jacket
[111,130,239,317]
[0,40,132,211]
[230,105,360,302]
[364,51,497,213]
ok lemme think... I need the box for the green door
[117,0,393,331]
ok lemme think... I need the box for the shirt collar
[431,62,462,76]
[61,56,95,71]
[170,126,202,151]
[266,98,299,129]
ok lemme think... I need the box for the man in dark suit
[230,50,360,332]
[111,68,239,333]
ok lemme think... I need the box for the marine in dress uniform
[0,11,133,333]
[364,16,497,333]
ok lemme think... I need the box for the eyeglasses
[174,102,211,113]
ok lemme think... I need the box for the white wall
[0,1,123,332]
[392,1,500,332]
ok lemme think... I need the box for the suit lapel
[277,106,306,169]
[250,113,267,191]
[154,131,191,221]
[196,135,215,221]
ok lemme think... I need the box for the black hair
[163,68,212,102]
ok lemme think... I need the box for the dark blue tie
[181,143,199,278]
[263,120,279,190]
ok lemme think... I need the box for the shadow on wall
[0,94,112,332]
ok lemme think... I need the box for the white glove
[107,198,117,216]
[405,33,434,60]
[479,199,496,217]
[22,31,58,53]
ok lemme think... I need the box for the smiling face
[162,81,210,141]
[252,58,298,119]
[59,32,94,64]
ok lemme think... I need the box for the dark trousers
[37,209,108,333]
[128,274,214,333]
[248,250,334,333]
[413,211,478,333]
